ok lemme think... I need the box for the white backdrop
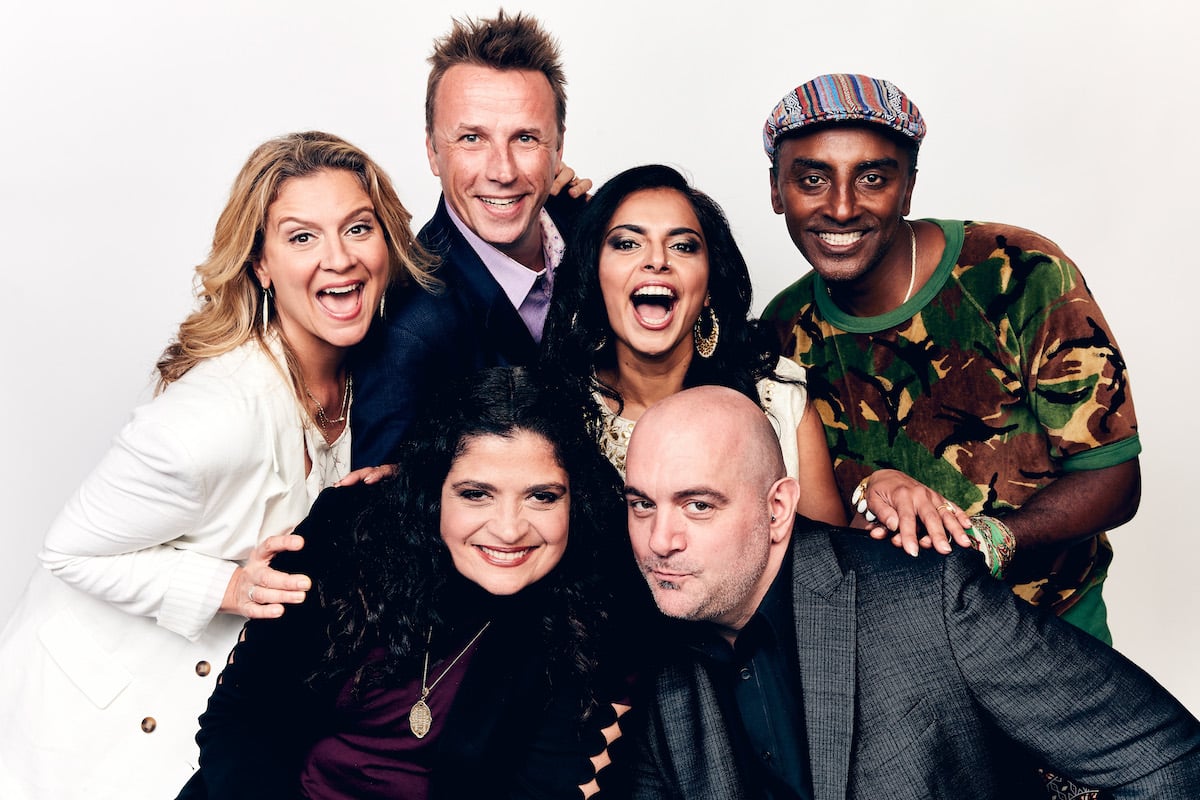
[2,0,1196,714]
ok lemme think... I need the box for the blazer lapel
[791,529,857,800]
[429,199,539,365]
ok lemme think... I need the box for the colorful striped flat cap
[763,74,926,159]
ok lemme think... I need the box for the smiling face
[426,64,563,270]
[254,168,388,365]
[440,430,570,596]
[598,188,710,365]
[770,124,916,286]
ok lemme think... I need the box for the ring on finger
[936,502,956,513]
[248,585,258,603]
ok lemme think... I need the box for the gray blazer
[633,522,1200,799]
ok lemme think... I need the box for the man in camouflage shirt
[760,74,1139,642]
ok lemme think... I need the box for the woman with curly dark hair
[179,366,639,799]
[542,164,844,524]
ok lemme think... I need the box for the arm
[794,403,847,526]
[506,694,632,800]
[192,575,322,799]
[350,307,442,469]
[853,457,1139,569]
[40,406,310,640]
[944,551,1200,795]
[763,357,845,525]
[997,456,1139,553]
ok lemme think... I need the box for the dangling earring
[694,305,719,358]
[378,290,387,320]
[261,287,272,336]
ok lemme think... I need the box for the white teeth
[320,284,360,295]
[481,197,517,207]
[479,546,531,562]
[817,231,864,245]
[633,286,676,298]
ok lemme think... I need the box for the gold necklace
[822,220,918,308]
[304,373,352,431]
[408,621,491,739]
[901,219,917,304]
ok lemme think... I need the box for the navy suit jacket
[351,194,583,467]
[632,521,1200,799]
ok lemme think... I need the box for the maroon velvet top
[298,637,482,800]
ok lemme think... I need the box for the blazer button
[141,717,157,733]
[195,660,212,677]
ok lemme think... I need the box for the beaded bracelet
[966,514,1017,579]
[850,476,877,523]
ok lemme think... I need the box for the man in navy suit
[624,386,1200,799]
[352,11,586,467]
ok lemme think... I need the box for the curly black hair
[310,366,630,716]
[541,164,784,417]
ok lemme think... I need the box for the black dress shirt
[690,548,813,800]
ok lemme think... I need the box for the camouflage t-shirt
[762,219,1139,626]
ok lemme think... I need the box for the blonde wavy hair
[156,131,436,391]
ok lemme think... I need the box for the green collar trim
[812,219,964,334]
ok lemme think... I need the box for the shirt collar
[686,547,795,661]
[444,200,565,309]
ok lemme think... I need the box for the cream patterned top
[593,357,809,478]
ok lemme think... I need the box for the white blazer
[0,338,349,800]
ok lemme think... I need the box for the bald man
[624,386,1200,799]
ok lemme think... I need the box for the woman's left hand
[221,532,311,618]
[335,463,398,487]
[551,162,592,198]
[851,469,974,557]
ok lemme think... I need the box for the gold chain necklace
[304,373,352,431]
[901,219,917,304]
[409,621,491,739]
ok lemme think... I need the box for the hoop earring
[694,306,719,358]
[261,287,273,336]
[378,290,387,320]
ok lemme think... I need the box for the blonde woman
[0,131,434,800]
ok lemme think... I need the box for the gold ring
[936,502,955,513]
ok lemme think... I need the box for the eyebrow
[605,223,703,238]
[451,123,548,138]
[450,480,568,494]
[272,206,377,231]
[786,156,900,174]
[672,487,730,504]
[621,485,730,504]
[527,482,568,494]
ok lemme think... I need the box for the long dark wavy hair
[541,164,783,415]
[309,366,627,715]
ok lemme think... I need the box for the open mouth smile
[631,284,677,329]
[316,282,365,318]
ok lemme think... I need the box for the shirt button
[739,667,752,681]
[141,717,157,733]
[195,661,211,677]
[761,750,773,762]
